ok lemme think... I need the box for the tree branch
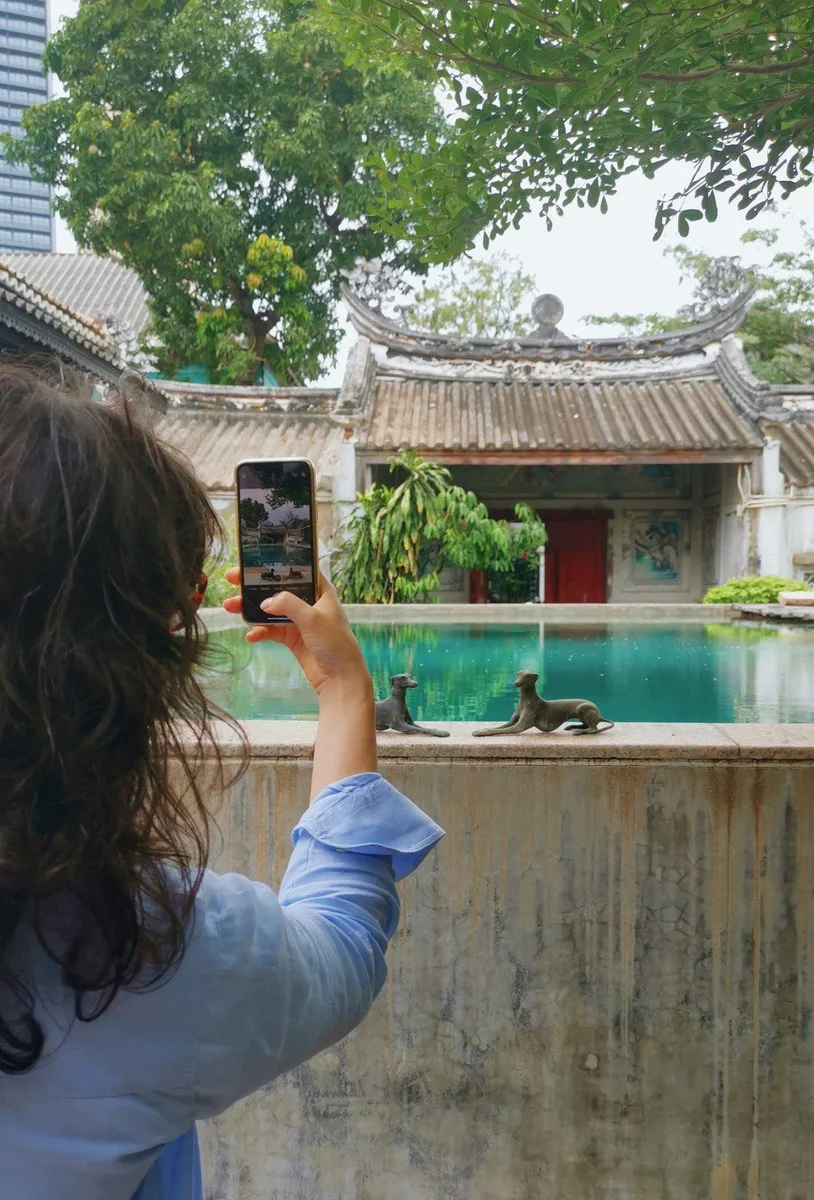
[347,0,814,92]
[642,52,814,83]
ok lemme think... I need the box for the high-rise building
[0,0,53,252]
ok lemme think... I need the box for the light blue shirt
[0,773,444,1200]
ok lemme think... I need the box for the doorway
[538,510,610,603]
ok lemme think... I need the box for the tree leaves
[5,0,443,382]
[400,254,537,338]
[326,0,814,258]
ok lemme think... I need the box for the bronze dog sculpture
[473,669,614,736]
[375,674,450,738]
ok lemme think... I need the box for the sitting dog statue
[375,674,450,738]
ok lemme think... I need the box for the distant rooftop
[0,252,150,337]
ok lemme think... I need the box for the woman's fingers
[245,624,295,645]
[245,621,320,680]
[222,567,242,613]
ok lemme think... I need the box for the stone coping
[201,603,729,630]
[206,720,814,762]
[733,603,814,623]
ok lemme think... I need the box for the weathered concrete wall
[199,724,814,1200]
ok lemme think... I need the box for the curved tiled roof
[0,252,150,336]
[0,261,122,365]
[358,374,762,461]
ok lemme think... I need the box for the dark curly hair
[0,364,242,1074]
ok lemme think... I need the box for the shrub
[702,576,809,605]
[333,450,547,604]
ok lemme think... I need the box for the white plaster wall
[735,443,814,581]
[754,441,787,577]
[323,434,361,580]
[786,493,814,582]
[717,465,748,583]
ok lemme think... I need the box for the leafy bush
[202,518,239,609]
[489,555,539,603]
[702,576,809,605]
[333,450,547,604]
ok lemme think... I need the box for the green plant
[203,520,239,609]
[702,576,809,605]
[489,556,539,604]
[333,450,547,603]
[4,0,442,383]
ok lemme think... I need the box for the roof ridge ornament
[528,294,573,345]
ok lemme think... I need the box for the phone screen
[236,459,318,623]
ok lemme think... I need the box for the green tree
[327,0,814,260]
[334,450,547,603]
[399,256,537,338]
[586,221,814,384]
[264,474,312,511]
[5,0,442,383]
[239,498,268,530]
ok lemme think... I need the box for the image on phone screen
[236,460,317,623]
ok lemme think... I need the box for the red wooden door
[540,511,609,603]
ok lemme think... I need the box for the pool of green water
[202,621,814,724]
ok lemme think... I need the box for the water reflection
[201,621,814,724]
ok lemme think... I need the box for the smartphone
[235,458,319,624]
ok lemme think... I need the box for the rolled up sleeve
[192,773,443,1118]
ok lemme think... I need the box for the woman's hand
[222,568,372,706]
[223,568,376,797]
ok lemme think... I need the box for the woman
[0,367,443,1199]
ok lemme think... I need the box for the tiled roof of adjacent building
[762,418,814,489]
[0,252,150,336]
[155,408,344,491]
[158,379,338,413]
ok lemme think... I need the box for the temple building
[331,289,814,602]
[1,250,812,603]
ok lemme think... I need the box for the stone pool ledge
[207,720,814,761]
[200,602,730,630]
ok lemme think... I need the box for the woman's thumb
[260,590,314,626]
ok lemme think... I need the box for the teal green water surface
[202,621,814,723]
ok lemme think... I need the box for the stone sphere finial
[531,294,565,328]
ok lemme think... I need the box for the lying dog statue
[473,670,615,736]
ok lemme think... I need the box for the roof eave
[342,284,757,363]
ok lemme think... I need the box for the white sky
[48,0,814,386]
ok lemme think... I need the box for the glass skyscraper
[0,0,53,252]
